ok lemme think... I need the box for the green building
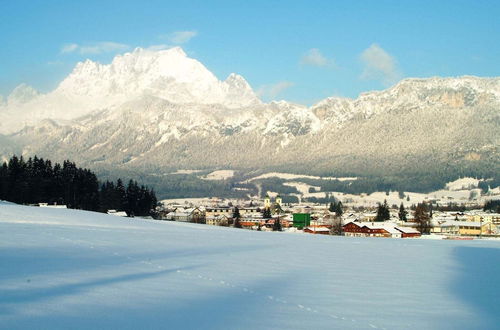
[293,213,311,228]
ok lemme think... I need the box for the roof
[395,226,420,234]
[305,227,330,232]
[453,221,486,227]
[344,221,403,235]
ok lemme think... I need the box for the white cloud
[60,42,130,55]
[257,81,294,100]
[360,44,401,85]
[300,48,331,67]
[165,30,198,44]
[60,43,78,54]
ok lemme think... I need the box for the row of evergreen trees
[0,155,157,216]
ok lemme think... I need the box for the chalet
[343,221,420,238]
[304,227,330,235]
[394,226,421,238]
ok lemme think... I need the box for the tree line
[0,155,157,216]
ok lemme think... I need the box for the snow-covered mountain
[0,47,261,133]
[1,48,499,182]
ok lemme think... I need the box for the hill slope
[1,202,499,329]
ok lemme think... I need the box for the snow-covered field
[1,202,499,329]
[201,170,235,181]
[242,172,358,183]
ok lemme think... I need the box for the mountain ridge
[1,48,499,195]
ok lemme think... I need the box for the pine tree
[335,201,344,216]
[233,206,242,228]
[414,203,431,234]
[329,202,335,212]
[273,217,282,231]
[398,202,408,221]
[0,155,161,214]
[262,207,272,219]
[375,200,390,222]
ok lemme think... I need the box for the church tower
[264,194,271,209]
[276,194,282,206]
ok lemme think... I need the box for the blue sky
[1,0,499,105]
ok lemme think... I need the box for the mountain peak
[54,47,261,109]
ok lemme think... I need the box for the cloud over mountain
[360,44,401,85]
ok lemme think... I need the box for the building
[343,221,421,238]
[165,207,204,222]
[455,221,496,236]
[206,207,233,218]
[293,213,311,228]
[264,194,283,215]
[395,226,421,238]
[206,215,229,226]
[239,207,261,218]
[304,227,331,235]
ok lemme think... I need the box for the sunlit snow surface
[1,202,499,329]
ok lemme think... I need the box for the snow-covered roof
[395,226,420,234]
[453,221,487,227]
[305,227,330,232]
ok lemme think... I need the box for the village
[152,194,500,239]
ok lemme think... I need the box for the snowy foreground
[1,202,499,330]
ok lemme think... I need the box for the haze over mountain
[1,47,499,193]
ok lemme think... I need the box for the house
[264,217,291,229]
[468,213,500,225]
[395,226,421,238]
[455,221,496,236]
[343,221,419,238]
[431,220,459,235]
[166,207,204,222]
[304,227,330,235]
[206,207,233,218]
[206,215,229,226]
[239,207,261,218]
